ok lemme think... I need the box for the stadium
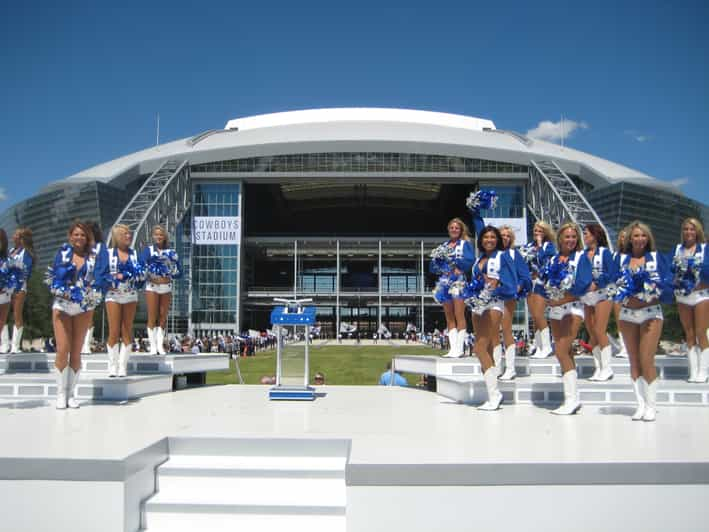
[1,107,705,336]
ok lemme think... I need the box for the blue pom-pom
[466,190,498,212]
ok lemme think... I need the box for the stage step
[0,372,172,401]
[141,437,349,532]
[394,354,694,380]
[0,352,229,375]
[436,374,709,407]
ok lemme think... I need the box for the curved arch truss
[109,159,191,249]
[527,160,613,250]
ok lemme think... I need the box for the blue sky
[1,0,707,209]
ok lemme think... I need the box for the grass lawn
[206,344,443,386]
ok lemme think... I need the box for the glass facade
[190,183,241,328]
[587,182,706,252]
[478,184,525,218]
[191,152,528,174]
[0,181,132,268]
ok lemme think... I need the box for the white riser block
[160,454,346,477]
[153,475,346,507]
[143,510,345,532]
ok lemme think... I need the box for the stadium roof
[55,108,678,194]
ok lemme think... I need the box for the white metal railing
[528,160,613,250]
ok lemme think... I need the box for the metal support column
[420,240,425,334]
[336,240,340,338]
[378,240,383,332]
[293,240,298,300]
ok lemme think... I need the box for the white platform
[393,354,709,407]
[0,353,230,401]
[0,385,708,532]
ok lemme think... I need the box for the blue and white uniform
[430,239,475,304]
[616,252,673,324]
[0,255,18,304]
[545,251,593,320]
[580,246,617,306]
[48,244,109,316]
[106,247,144,304]
[469,250,518,315]
[140,245,182,295]
[8,247,33,293]
[523,241,557,297]
[506,247,532,299]
[671,243,709,306]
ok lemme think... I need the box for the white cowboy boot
[156,328,167,355]
[478,367,503,411]
[596,345,614,381]
[589,346,601,380]
[10,325,23,353]
[631,377,646,421]
[500,344,517,380]
[443,329,458,358]
[551,370,582,415]
[616,332,628,358]
[147,327,158,355]
[107,343,118,377]
[55,367,69,409]
[67,368,81,409]
[492,344,503,376]
[528,330,539,355]
[697,348,709,383]
[118,342,131,377]
[643,379,657,422]
[0,325,9,353]
[688,346,701,383]
[81,327,93,354]
[532,327,553,358]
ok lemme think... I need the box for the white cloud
[624,130,651,143]
[669,177,690,187]
[526,119,589,142]
[0,187,6,201]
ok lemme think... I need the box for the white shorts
[548,301,584,321]
[105,290,138,304]
[471,299,505,316]
[676,288,709,307]
[620,305,663,325]
[53,298,86,317]
[145,282,172,294]
[0,290,11,305]
[580,287,610,306]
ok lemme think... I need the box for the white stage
[0,384,708,531]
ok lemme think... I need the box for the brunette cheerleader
[47,222,108,409]
[466,225,518,409]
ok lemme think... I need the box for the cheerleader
[498,225,532,380]
[615,221,673,422]
[81,222,108,354]
[106,224,145,377]
[543,222,592,415]
[466,225,518,409]
[0,230,17,354]
[671,218,709,383]
[430,218,476,358]
[1,227,34,353]
[612,229,629,358]
[522,221,557,358]
[140,225,182,355]
[48,222,108,409]
[581,224,617,381]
